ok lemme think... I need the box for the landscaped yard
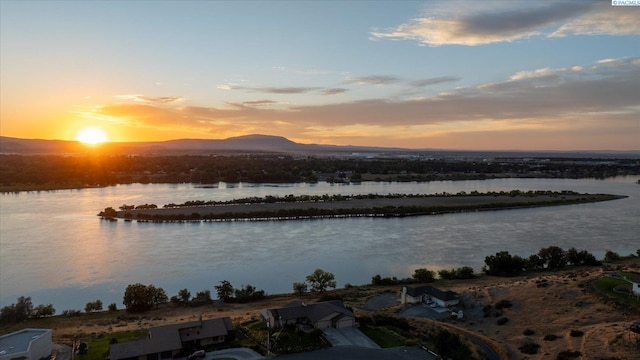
[76,330,147,360]
[592,273,640,306]
[359,325,408,348]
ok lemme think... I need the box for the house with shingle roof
[109,316,233,360]
[400,285,459,307]
[261,300,355,330]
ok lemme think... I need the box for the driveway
[207,348,264,360]
[362,293,398,311]
[399,303,450,320]
[322,328,380,349]
[277,346,437,360]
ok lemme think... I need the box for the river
[1,177,638,311]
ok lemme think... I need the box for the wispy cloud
[371,1,639,46]
[241,100,278,106]
[322,88,349,96]
[114,94,184,103]
[220,85,321,94]
[409,76,460,87]
[343,75,400,86]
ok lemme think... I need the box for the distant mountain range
[1,134,638,158]
[0,134,405,155]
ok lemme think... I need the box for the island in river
[99,190,625,222]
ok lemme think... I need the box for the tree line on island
[2,247,637,322]
[98,190,621,222]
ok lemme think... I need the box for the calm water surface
[1,177,638,310]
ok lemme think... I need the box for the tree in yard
[151,287,169,308]
[192,290,213,306]
[538,246,566,270]
[215,280,234,302]
[305,269,336,293]
[178,289,191,304]
[293,281,308,296]
[123,283,155,312]
[34,304,55,318]
[483,251,526,276]
[412,268,435,283]
[604,249,621,262]
[85,300,103,313]
[0,296,34,323]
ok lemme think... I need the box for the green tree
[123,283,154,312]
[604,249,621,262]
[108,303,117,311]
[293,281,308,295]
[192,290,213,306]
[178,289,191,304]
[215,280,234,302]
[538,246,566,270]
[484,251,526,276]
[34,304,55,318]
[152,287,169,308]
[412,268,435,282]
[85,300,103,313]
[306,269,336,292]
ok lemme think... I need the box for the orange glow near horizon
[75,127,109,145]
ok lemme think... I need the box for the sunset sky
[1,0,639,150]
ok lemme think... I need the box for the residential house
[0,329,52,360]
[400,285,459,307]
[625,275,640,296]
[109,316,233,360]
[261,300,355,330]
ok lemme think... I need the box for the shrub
[544,334,559,341]
[519,342,540,354]
[495,299,513,310]
[497,317,509,325]
[523,328,535,336]
[569,329,584,337]
[557,350,581,360]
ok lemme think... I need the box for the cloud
[410,76,460,87]
[220,85,320,94]
[114,94,183,103]
[343,75,400,85]
[321,88,349,96]
[371,1,639,46]
[98,58,639,150]
[241,100,278,106]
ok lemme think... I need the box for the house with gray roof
[0,329,51,360]
[109,316,233,360]
[400,285,459,307]
[261,300,355,330]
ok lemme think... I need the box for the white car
[188,350,206,360]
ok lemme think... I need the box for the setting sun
[76,127,109,145]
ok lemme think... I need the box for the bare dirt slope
[444,265,640,359]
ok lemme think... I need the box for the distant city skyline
[1,0,638,150]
